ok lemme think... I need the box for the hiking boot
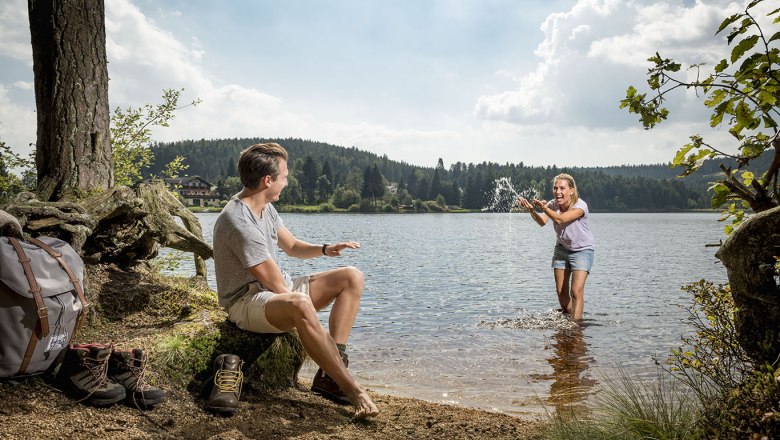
[311,351,350,405]
[56,343,126,407]
[204,354,244,416]
[108,348,166,409]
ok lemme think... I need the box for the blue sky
[0,0,772,168]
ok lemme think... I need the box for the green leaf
[710,112,724,127]
[731,35,759,63]
[735,101,755,128]
[741,170,755,186]
[769,31,780,44]
[758,90,777,106]
[705,89,727,108]
[717,13,742,34]
[673,144,694,165]
[692,148,713,162]
[714,59,729,73]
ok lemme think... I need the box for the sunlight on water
[159,211,728,418]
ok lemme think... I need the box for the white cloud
[0,0,31,61]
[13,81,32,91]
[105,0,212,106]
[1,0,771,169]
[474,0,744,130]
[0,85,36,154]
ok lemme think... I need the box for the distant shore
[188,205,721,214]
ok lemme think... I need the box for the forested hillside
[146,137,753,212]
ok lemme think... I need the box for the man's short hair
[238,143,289,189]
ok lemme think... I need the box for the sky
[0,0,774,169]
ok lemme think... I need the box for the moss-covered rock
[81,263,306,394]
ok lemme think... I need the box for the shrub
[319,202,336,212]
[425,200,444,212]
[666,280,779,437]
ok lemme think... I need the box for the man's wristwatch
[322,243,329,255]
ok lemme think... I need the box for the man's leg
[307,266,364,344]
[264,292,378,419]
[554,268,572,314]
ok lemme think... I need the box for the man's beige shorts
[227,276,311,334]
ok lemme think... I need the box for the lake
[163,211,727,417]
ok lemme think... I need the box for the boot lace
[74,353,110,402]
[85,355,109,388]
[214,367,243,397]
[127,353,149,391]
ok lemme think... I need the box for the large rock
[716,206,780,365]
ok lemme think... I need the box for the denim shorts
[551,244,594,273]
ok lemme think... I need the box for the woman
[517,173,594,321]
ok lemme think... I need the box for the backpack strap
[28,238,89,335]
[8,237,48,375]
[8,237,49,337]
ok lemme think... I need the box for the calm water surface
[169,212,726,417]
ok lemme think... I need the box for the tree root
[2,182,212,277]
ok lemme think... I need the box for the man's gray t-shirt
[213,196,292,308]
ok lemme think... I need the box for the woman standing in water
[517,173,595,321]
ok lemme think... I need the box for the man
[212,142,379,419]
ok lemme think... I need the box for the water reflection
[531,324,597,413]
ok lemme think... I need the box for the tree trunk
[716,206,780,365]
[28,0,113,201]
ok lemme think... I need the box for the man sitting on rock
[212,142,379,419]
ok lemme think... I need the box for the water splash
[480,309,580,331]
[482,177,541,212]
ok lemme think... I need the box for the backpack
[0,236,88,377]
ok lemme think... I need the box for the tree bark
[716,206,780,365]
[28,0,113,201]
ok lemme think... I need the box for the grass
[541,367,701,440]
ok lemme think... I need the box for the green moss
[250,331,307,389]
[87,265,306,393]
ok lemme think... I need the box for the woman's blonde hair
[552,173,579,205]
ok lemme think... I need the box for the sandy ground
[0,377,544,439]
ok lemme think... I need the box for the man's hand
[325,241,360,257]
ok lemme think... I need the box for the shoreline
[0,377,545,439]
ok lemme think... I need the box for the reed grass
[541,367,701,440]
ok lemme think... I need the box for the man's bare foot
[347,387,379,420]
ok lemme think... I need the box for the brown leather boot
[204,354,244,416]
[311,351,350,405]
[108,348,166,409]
[56,343,126,407]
